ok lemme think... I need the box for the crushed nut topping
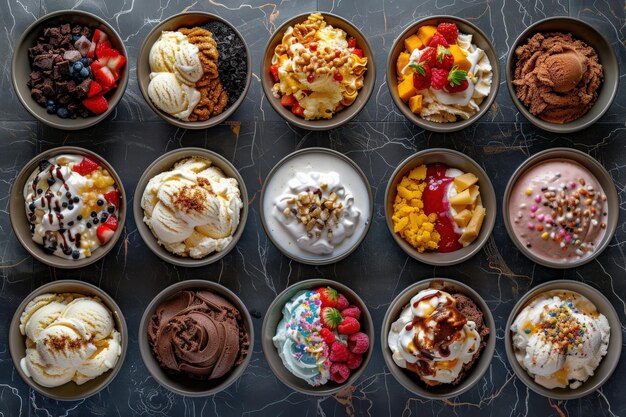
[282,187,344,239]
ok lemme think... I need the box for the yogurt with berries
[23,154,122,259]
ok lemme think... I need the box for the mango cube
[398,76,417,102]
[409,95,423,114]
[453,209,473,228]
[449,189,471,206]
[454,172,478,192]
[448,44,471,72]
[468,185,480,206]
[416,26,437,46]
[397,52,411,78]
[404,35,423,53]
[459,207,486,246]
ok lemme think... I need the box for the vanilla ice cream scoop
[141,157,243,259]
[511,291,610,389]
[148,72,201,120]
[149,31,203,83]
[19,293,121,388]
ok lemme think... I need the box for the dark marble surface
[1,0,625,416]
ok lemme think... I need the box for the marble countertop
[1,0,624,416]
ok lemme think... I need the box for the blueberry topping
[66,192,72,198]
[72,34,81,43]
[93,218,99,224]
[101,213,108,220]
[73,196,80,203]
[97,199,104,206]
[73,61,83,71]
[68,204,74,210]
[62,202,68,208]
[107,206,115,213]
[91,211,97,218]
[72,250,80,259]
[56,107,69,118]
[37,188,43,195]
[47,177,55,186]
[67,221,74,226]
[39,160,51,172]
[80,67,89,77]
[77,215,83,221]
[86,222,91,228]
[80,58,89,66]
[28,202,35,211]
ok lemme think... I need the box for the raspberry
[419,47,436,67]
[329,363,350,384]
[348,332,370,354]
[319,328,336,345]
[428,32,449,48]
[329,341,350,362]
[437,22,459,44]
[346,352,363,370]
[411,63,431,90]
[430,68,449,90]
[336,293,349,310]
[341,305,361,320]
[337,316,360,335]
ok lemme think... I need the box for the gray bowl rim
[9,279,128,401]
[505,16,619,133]
[136,11,251,130]
[504,279,622,400]
[380,277,496,399]
[260,11,376,131]
[386,15,500,133]
[502,147,618,269]
[138,279,255,397]
[11,9,129,130]
[9,146,127,269]
[133,147,248,267]
[383,148,497,266]
[261,278,374,396]
[259,147,373,265]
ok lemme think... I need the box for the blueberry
[77,215,83,221]
[93,218,99,224]
[86,222,91,229]
[72,250,80,259]
[91,211,97,218]
[73,196,80,203]
[101,213,108,221]
[68,204,74,210]
[47,177,55,186]
[56,107,69,118]
[80,58,89,66]
[46,99,55,107]
[46,105,56,114]
[107,206,115,213]
[72,34,81,43]
[62,201,68,208]
[97,199,104,206]
[67,221,74,226]
[80,67,89,77]
[28,202,35,211]
[73,61,83,71]
[37,188,43,195]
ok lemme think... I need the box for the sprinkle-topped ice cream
[387,289,489,386]
[272,286,370,387]
[508,159,608,264]
[511,290,610,389]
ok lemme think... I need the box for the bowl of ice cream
[138,279,253,396]
[506,17,618,133]
[503,148,618,269]
[9,280,127,401]
[382,278,495,399]
[261,12,375,130]
[384,148,496,266]
[262,278,374,395]
[505,280,621,399]
[260,147,373,265]
[133,147,248,267]
[12,10,129,130]
[388,16,498,132]
[9,146,126,269]
[137,12,251,129]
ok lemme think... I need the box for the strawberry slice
[269,64,279,82]
[87,81,102,98]
[92,29,108,44]
[96,224,115,245]
[103,213,118,231]
[352,48,363,58]
[73,157,100,176]
[291,103,305,118]
[107,53,126,75]
[96,47,115,66]
[95,40,112,59]
[104,190,120,207]
[82,96,109,115]
[87,41,97,58]
[280,94,297,108]
[94,66,116,89]
[91,60,102,72]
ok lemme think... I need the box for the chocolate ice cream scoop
[539,51,587,93]
[148,289,249,380]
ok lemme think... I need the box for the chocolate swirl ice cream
[148,290,249,380]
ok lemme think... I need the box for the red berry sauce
[422,163,462,253]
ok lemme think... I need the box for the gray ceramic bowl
[504,279,622,399]
[381,278,496,399]
[384,148,496,266]
[138,279,254,397]
[137,12,251,129]
[259,147,373,265]
[262,278,374,395]
[133,147,248,267]
[9,280,128,401]
[506,17,619,133]
[9,146,127,269]
[387,16,499,133]
[502,148,618,269]
[12,10,129,130]
[261,12,375,130]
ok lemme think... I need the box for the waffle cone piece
[179,27,228,121]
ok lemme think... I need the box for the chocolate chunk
[60,34,73,47]
[66,80,78,94]
[60,23,70,34]
[43,27,60,37]
[76,78,91,98]
[30,88,46,105]
[33,53,57,70]
[57,60,71,77]
[67,102,79,114]
[41,78,55,96]
[57,94,71,105]
[80,26,92,38]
